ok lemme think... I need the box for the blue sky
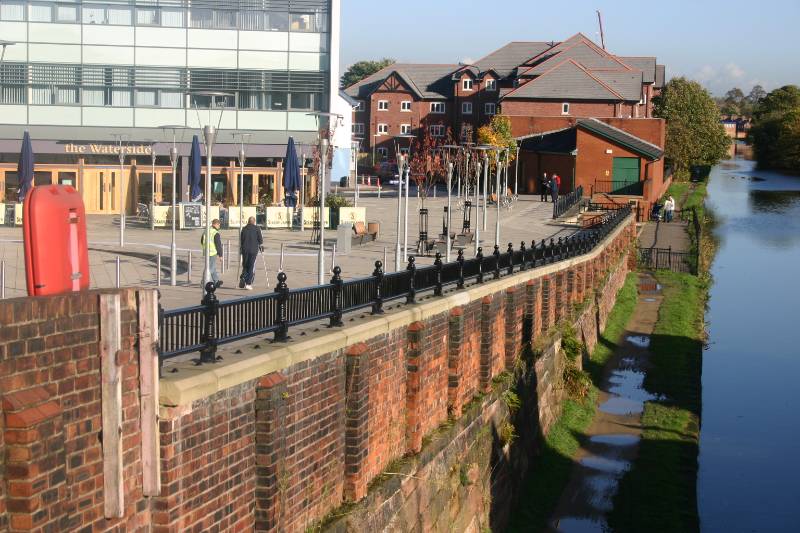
[340,0,799,96]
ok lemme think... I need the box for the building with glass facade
[0,0,343,214]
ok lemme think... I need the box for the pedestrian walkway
[638,219,690,252]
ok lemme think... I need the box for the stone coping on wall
[158,214,633,410]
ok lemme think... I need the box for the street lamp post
[446,162,453,262]
[394,144,404,271]
[495,150,502,246]
[159,125,184,287]
[300,151,306,234]
[232,132,252,233]
[514,143,520,197]
[111,134,128,247]
[150,141,157,231]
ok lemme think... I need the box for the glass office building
[0,0,341,214]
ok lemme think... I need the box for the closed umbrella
[283,136,301,207]
[17,131,34,202]
[189,135,203,202]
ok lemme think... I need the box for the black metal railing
[159,205,633,365]
[637,247,697,275]
[592,180,644,196]
[553,185,584,219]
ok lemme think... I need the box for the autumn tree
[407,121,455,207]
[654,77,731,179]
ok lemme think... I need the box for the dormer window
[485,79,497,91]
[462,79,473,91]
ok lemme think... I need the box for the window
[400,124,411,134]
[462,102,472,115]
[0,64,26,104]
[485,79,497,91]
[462,79,473,91]
[29,3,53,22]
[376,147,388,158]
[484,103,496,115]
[136,8,158,25]
[290,92,312,110]
[377,100,389,111]
[429,125,445,137]
[377,123,388,134]
[352,123,365,136]
[55,4,78,23]
[401,101,412,112]
[1,2,25,21]
[290,12,327,33]
[561,103,570,115]
[354,101,364,111]
[430,102,445,114]
[83,5,133,25]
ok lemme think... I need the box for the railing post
[507,242,514,275]
[548,239,555,263]
[557,237,564,261]
[372,260,385,315]
[493,245,501,279]
[406,256,417,304]
[199,281,219,364]
[434,252,443,297]
[668,245,673,270]
[476,247,484,284]
[330,266,344,327]
[457,249,465,289]
[274,272,289,342]
[519,241,527,271]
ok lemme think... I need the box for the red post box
[23,185,90,296]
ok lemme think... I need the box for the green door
[611,157,640,194]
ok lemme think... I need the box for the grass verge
[506,271,639,532]
[608,271,705,533]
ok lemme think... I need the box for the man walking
[664,196,676,223]
[540,172,549,202]
[239,216,263,290]
[201,218,223,288]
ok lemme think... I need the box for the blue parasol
[283,137,301,207]
[17,131,34,202]
[189,135,203,202]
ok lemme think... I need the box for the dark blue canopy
[17,131,34,202]
[189,135,203,202]
[283,137,301,207]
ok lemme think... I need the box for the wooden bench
[352,221,378,245]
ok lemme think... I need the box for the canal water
[698,158,800,531]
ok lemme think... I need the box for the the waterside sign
[63,143,152,155]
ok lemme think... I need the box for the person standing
[201,218,223,288]
[664,196,676,223]
[550,175,559,205]
[239,216,263,290]
[554,173,562,194]
[540,172,549,202]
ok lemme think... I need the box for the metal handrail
[553,185,584,219]
[159,204,633,365]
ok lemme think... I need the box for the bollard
[0,260,5,299]
[157,252,162,286]
[116,256,121,288]
[187,250,192,283]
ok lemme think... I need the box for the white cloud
[724,62,745,79]
[460,57,475,66]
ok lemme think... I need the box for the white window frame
[400,123,411,134]
[377,99,389,111]
[561,102,570,115]
[401,100,412,112]
[462,78,473,91]
[352,123,365,136]
[429,124,445,138]
[377,123,388,134]
[462,102,472,115]
[430,102,445,114]
[484,103,496,115]
[485,78,497,91]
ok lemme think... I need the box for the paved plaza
[0,191,578,309]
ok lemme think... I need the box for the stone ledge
[159,215,633,409]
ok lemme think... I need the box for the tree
[747,85,767,106]
[654,77,731,179]
[477,114,518,166]
[723,87,745,115]
[340,58,395,89]
[407,122,454,207]
[749,85,800,170]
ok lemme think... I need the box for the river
[698,157,800,531]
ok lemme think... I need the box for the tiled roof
[502,60,623,101]
[523,41,629,76]
[474,41,556,78]
[577,118,664,160]
[619,56,656,83]
[592,71,643,101]
[344,64,460,100]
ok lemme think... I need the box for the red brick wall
[0,290,151,533]
[502,100,618,119]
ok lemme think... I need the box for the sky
[340,0,799,96]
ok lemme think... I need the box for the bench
[352,221,378,245]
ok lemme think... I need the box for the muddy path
[547,273,662,532]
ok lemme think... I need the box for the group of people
[539,172,562,203]
[201,216,264,291]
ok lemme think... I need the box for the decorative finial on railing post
[330,266,344,327]
[507,242,514,275]
[456,249,465,289]
[477,247,484,284]
[549,238,555,263]
[493,244,501,279]
[519,241,527,271]
[434,252,443,296]
[372,260,385,315]
[274,271,289,342]
[557,237,564,261]
[406,256,417,304]
[200,281,219,363]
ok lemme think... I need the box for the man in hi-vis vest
[201,218,223,288]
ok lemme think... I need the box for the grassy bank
[608,271,705,533]
[507,272,638,532]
